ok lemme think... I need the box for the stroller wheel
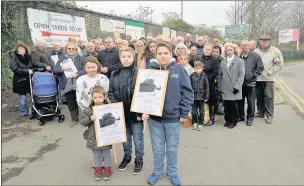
[58,115,65,123]
[39,118,45,126]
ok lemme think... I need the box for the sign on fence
[125,20,145,40]
[27,8,88,47]
[100,18,125,34]
[162,27,170,38]
[171,29,177,38]
[279,29,300,43]
[225,24,249,39]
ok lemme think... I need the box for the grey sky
[76,1,232,26]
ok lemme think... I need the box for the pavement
[2,63,304,185]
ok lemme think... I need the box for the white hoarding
[27,8,88,47]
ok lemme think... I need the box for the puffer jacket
[254,46,284,81]
[190,72,209,101]
[80,106,112,150]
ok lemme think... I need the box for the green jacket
[79,106,112,150]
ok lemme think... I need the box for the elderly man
[49,42,65,65]
[95,39,105,52]
[97,37,120,78]
[196,36,205,58]
[238,41,264,126]
[77,39,87,55]
[154,35,163,42]
[254,35,284,124]
[176,36,184,44]
[115,38,123,49]
[85,42,98,58]
[184,33,196,48]
[248,40,257,51]
[31,39,53,70]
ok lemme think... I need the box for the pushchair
[29,68,65,126]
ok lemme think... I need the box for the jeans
[191,100,205,124]
[224,100,239,124]
[92,149,111,168]
[18,94,29,116]
[123,122,144,157]
[148,119,180,177]
[238,86,256,120]
[256,81,274,117]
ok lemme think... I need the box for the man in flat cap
[254,35,284,124]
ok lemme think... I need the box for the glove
[28,69,33,75]
[233,88,239,94]
[204,99,208,103]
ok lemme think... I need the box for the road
[278,62,304,110]
[2,98,304,185]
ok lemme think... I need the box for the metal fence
[282,50,304,61]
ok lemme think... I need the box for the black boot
[204,106,215,126]
[133,157,144,175]
[118,154,131,171]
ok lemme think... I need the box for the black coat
[190,72,209,101]
[108,65,138,124]
[189,55,202,68]
[31,46,55,69]
[240,51,264,87]
[97,48,120,78]
[9,52,32,95]
[201,55,220,105]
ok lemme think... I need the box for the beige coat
[254,46,284,81]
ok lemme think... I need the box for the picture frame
[131,69,169,117]
[93,102,127,147]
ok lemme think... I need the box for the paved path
[2,101,304,185]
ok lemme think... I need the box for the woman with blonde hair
[53,42,86,125]
[174,42,189,64]
[218,43,245,129]
[134,40,146,68]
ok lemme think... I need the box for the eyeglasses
[67,48,76,50]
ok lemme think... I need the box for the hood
[149,58,177,70]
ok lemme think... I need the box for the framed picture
[93,102,127,147]
[131,69,169,117]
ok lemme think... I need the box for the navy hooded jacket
[149,59,194,123]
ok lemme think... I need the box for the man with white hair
[184,33,196,48]
[147,35,154,43]
[77,39,87,55]
[49,42,65,65]
[97,37,120,78]
[176,36,184,44]
[248,40,257,51]
[31,39,53,70]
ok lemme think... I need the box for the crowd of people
[9,32,284,186]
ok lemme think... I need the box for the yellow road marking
[275,74,304,113]
[276,74,304,105]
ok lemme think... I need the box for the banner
[162,27,170,38]
[100,18,125,34]
[279,29,300,43]
[27,8,88,47]
[125,20,145,40]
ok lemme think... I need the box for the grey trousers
[256,81,274,117]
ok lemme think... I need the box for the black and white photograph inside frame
[131,69,169,117]
[93,102,126,147]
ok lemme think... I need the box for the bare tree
[285,1,304,41]
[225,1,251,25]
